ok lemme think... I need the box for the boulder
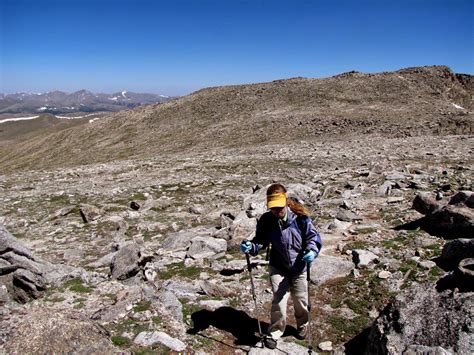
[377,181,394,196]
[230,211,257,244]
[79,204,102,223]
[134,331,186,351]
[186,236,227,260]
[352,249,379,269]
[3,308,119,353]
[156,291,183,322]
[362,283,472,354]
[0,225,86,302]
[110,243,141,280]
[310,255,354,286]
[199,280,234,298]
[412,192,440,215]
[161,280,201,299]
[161,231,196,252]
[336,210,363,222]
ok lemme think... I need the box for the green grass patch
[152,316,162,325]
[111,318,149,337]
[133,300,151,312]
[429,266,444,281]
[425,243,443,257]
[158,261,208,280]
[382,235,406,250]
[181,300,203,327]
[345,298,369,314]
[342,241,370,253]
[329,315,370,337]
[330,299,342,309]
[63,278,94,293]
[111,335,131,346]
[355,227,378,235]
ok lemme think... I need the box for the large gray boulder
[0,225,86,303]
[362,283,473,354]
[161,230,196,252]
[156,290,183,322]
[352,249,380,269]
[186,236,227,260]
[79,204,103,223]
[110,242,141,280]
[412,192,441,215]
[3,308,119,353]
[311,255,354,286]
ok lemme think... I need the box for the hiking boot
[295,326,307,340]
[263,336,277,349]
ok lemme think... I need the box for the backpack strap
[296,214,309,250]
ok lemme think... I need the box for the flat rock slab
[311,255,354,285]
[134,331,186,352]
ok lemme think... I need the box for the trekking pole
[245,251,264,348]
[307,261,313,354]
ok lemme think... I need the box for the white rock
[369,308,379,318]
[199,299,229,311]
[378,270,392,279]
[134,331,186,351]
[352,249,379,268]
[318,341,333,351]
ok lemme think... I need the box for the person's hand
[302,249,317,263]
[240,240,253,254]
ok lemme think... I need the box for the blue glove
[302,249,317,263]
[240,240,253,254]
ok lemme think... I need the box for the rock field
[1,133,473,354]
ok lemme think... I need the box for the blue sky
[1,0,473,96]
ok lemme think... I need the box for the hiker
[240,183,322,349]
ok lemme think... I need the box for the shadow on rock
[393,216,464,239]
[344,326,373,355]
[436,258,474,293]
[187,306,269,346]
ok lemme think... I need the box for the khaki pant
[268,265,308,340]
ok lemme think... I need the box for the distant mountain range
[0,90,176,114]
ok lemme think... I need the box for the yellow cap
[267,192,287,209]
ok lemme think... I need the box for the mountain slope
[0,65,472,172]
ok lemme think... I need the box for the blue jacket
[251,208,322,277]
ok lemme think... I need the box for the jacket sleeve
[303,216,322,254]
[249,214,271,256]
